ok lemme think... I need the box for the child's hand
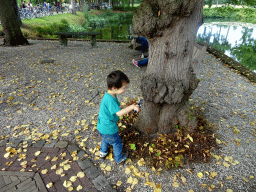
[133,104,140,113]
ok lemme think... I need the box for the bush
[82,7,133,30]
[34,19,70,37]
[203,6,256,24]
[23,32,29,37]
[69,24,87,32]
[113,6,137,11]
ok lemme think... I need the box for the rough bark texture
[133,0,204,135]
[88,0,91,11]
[0,0,28,46]
[79,0,85,12]
[71,0,77,15]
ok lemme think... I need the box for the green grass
[22,12,83,27]
[1,7,256,37]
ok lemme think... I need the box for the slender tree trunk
[132,0,134,7]
[79,0,85,11]
[88,0,91,11]
[0,0,28,46]
[127,0,130,7]
[71,0,76,15]
[133,0,204,134]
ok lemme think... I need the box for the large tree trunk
[12,0,22,26]
[0,0,28,46]
[133,0,204,135]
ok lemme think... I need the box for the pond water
[97,22,256,72]
[197,22,256,72]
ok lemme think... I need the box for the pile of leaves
[119,100,219,169]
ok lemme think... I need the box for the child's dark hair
[107,70,130,89]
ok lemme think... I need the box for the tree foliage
[205,0,256,7]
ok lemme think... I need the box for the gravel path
[0,39,255,192]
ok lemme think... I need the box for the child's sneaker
[132,59,139,67]
[117,150,129,165]
[100,152,108,160]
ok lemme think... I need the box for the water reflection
[99,22,256,72]
[197,23,256,72]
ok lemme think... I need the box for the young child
[97,70,140,164]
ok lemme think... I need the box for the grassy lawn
[22,12,83,27]
[0,12,84,37]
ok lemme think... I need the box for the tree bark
[12,0,22,26]
[133,0,204,135]
[0,0,28,46]
[71,0,77,15]
[88,0,91,11]
[79,0,85,11]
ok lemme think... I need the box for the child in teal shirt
[97,70,140,164]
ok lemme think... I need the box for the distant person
[22,1,26,9]
[43,1,47,11]
[132,37,149,58]
[131,36,149,67]
[132,58,148,67]
[97,70,140,164]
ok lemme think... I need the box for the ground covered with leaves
[119,108,218,168]
[0,40,255,192]
[118,100,218,169]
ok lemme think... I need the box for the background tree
[133,0,204,135]
[0,0,28,46]
[71,0,77,14]
[79,0,85,11]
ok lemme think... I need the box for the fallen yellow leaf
[201,184,207,187]
[64,164,71,171]
[116,181,122,186]
[34,151,41,156]
[223,162,230,167]
[105,166,111,171]
[51,164,57,170]
[46,183,53,188]
[187,134,193,142]
[197,172,203,178]
[77,172,85,178]
[56,168,64,175]
[41,169,48,174]
[70,176,77,182]
[127,177,133,184]
[125,168,131,174]
[172,182,179,187]
[63,180,72,188]
[77,185,83,191]
[51,156,58,161]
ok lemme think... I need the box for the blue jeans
[99,132,124,163]
[138,58,148,67]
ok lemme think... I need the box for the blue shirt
[137,37,149,53]
[97,92,121,135]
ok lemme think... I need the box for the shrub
[69,24,87,32]
[113,6,137,11]
[34,19,70,37]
